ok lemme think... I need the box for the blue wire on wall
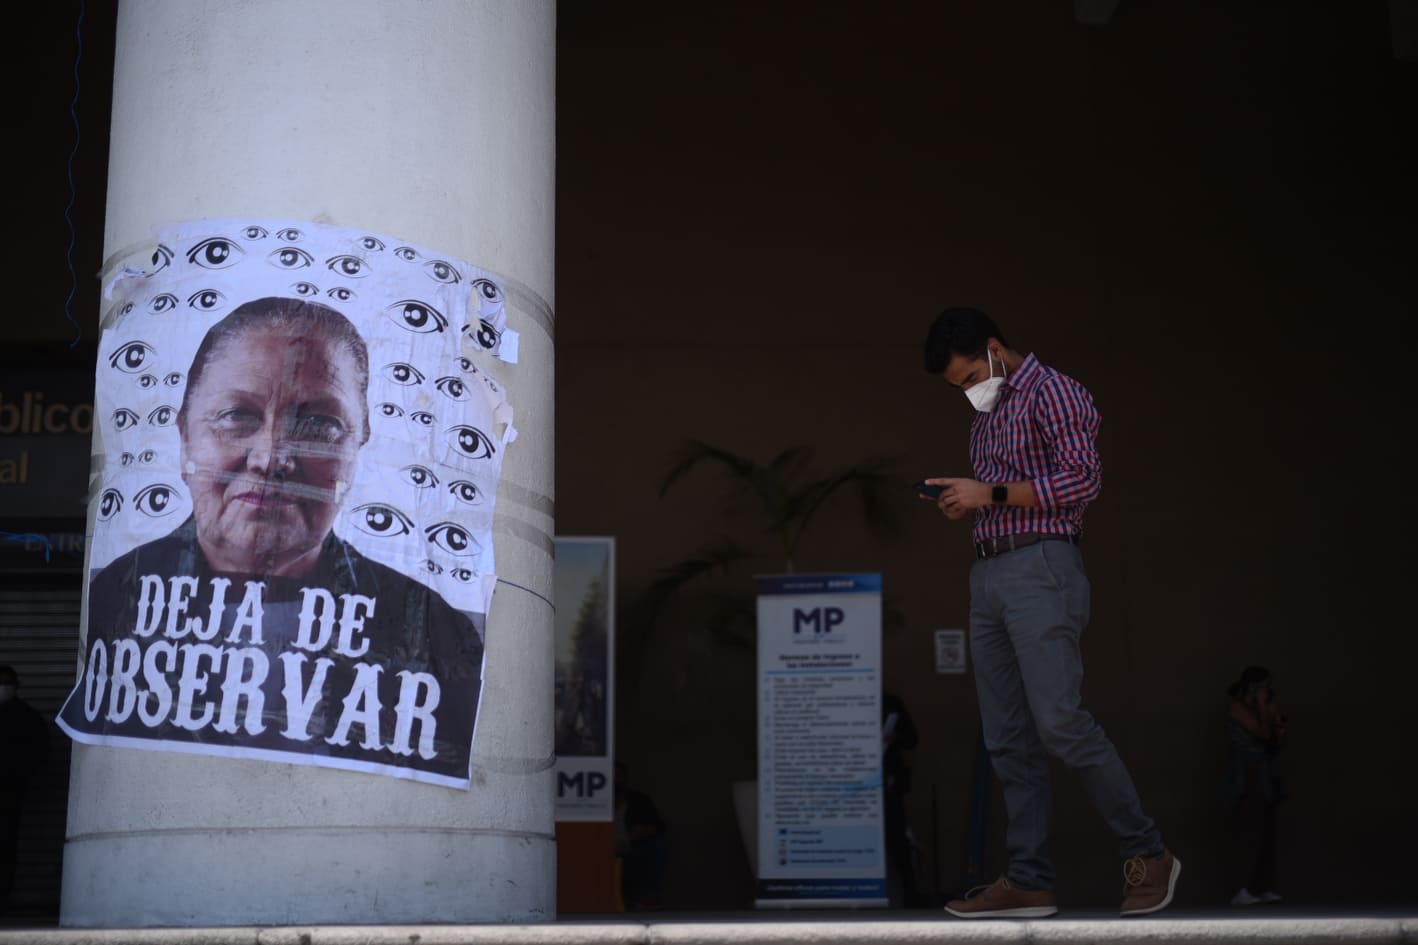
[63,0,87,348]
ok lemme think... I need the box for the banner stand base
[754,898,890,909]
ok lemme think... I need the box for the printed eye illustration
[186,237,243,270]
[164,371,183,387]
[401,465,439,488]
[425,521,476,556]
[350,503,413,538]
[327,287,356,303]
[112,408,140,431]
[376,402,405,419]
[138,449,157,465]
[469,318,500,350]
[149,244,174,274]
[292,281,320,297]
[394,246,419,262]
[134,483,179,517]
[187,289,226,312]
[425,259,460,284]
[97,488,123,521]
[147,405,177,427]
[119,452,135,467]
[451,567,475,584]
[268,247,314,270]
[448,480,482,506]
[386,299,447,334]
[383,362,425,386]
[242,225,269,240]
[148,293,179,314]
[471,278,503,306]
[276,227,304,242]
[422,559,444,575]
[409,410,435,427]
[116,301,136,319]
[456,356,475,373]
[447,425,495,460]
[359,236,386,251]
[433,376,468,400]
[109,340,155,373]
[138,374,157,389]
[326,254,370,278]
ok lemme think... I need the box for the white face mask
[0,684,16,704]
[964,349,1006,413]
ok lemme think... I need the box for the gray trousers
[968,539,1163,890]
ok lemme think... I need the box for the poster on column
[55,218,520,789]
[754,573,886,908]
[552,536,615,821]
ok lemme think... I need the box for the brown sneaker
[945,876,1058,918]
[1120,848,1181,916]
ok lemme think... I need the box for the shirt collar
[1003,352,1043,392]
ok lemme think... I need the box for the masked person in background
[1223,666,1286,906]
[920,307,1179,919]
[882,689,923,907]
[61,297,483,783]
[614,761,667,910]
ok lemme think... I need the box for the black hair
[1227,665,1271,698]
[178,296,371,442]
[923,306,1009,375]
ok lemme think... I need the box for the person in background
[0,666,50,914]
[882,689,923,907]
[1222,666,1286,906]
[614,760,667,910]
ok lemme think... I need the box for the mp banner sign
[755,573,886,908]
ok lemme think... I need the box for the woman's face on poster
[179,326,367,577]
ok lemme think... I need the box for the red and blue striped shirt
[969,353,1101,543]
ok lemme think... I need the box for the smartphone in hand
[913,480,945,500]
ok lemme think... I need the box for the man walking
[920,307,1179,918]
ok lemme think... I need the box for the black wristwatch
[991,484,1008,505]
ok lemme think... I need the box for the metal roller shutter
[1,579,81,923]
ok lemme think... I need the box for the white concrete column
[61,0,555,926]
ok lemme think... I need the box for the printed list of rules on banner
[755,573,886,908]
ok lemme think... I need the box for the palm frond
[645,538,755,605]
[658,439,760,500]
[704,592,759,650]
[775,455,904,552]
[767,445,815,481]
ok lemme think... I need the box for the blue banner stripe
[756,573,882,595]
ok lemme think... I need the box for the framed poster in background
[553,536,615,821]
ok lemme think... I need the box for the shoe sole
[1120,856,1182,917]
[945,905,1059,919]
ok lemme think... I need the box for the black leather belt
[975,532,1079,560]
